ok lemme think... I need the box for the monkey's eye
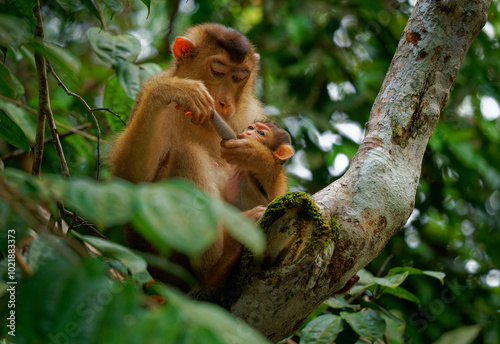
[232,75,243,83]
[248,126,254,130]
[211,67,225,77]
[258,130,265,136]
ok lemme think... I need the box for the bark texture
[194,0,492,341]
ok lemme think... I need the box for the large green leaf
[88,27,141,67]
[299,314,343,344]
[340,310,386,341]
[57,177,135,227]
[0,108,30,151]
[132,180,218,255]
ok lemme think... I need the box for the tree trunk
[192,0,492,341]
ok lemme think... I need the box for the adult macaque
[222,120,295,220]
[110,23,266,288]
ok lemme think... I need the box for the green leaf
[0,108,30,151]
[358,300,404,325]
[433,325,482,344]
[58,177,135,227]
[217,200,266,256]
[132,180,218,255]
[299,314,343,344]
[103,0,124,13]
[139,0,151,16]
[55,0,85,12]
[88,27,141,68]
[28,39,82,84]
[349,269,409,293]
[0,100,36,142]
[74,233,152,284]
[158,286,271,344]
[381,286,421,306]
[0,64,25,99]
[388,267,446,285]
[117,63,141,99]
[323,296,355,309]
[0,14,29,48]
[117,62,162,99]
[103,76,132,130]
[341,310,386,341]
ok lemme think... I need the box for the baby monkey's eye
[258,131,265,136]
[248,126,254,130]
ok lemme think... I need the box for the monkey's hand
[220,138,273,170]
[162,78,215,125]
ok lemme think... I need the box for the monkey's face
[239,122,272,143]
[203,54,253,119]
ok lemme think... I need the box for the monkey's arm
[110,74,215,182]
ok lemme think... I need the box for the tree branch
[193,1,493,341]
[31,0,47,176]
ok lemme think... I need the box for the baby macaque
[221,120,294,220]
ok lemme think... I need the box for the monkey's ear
[172,37,195,60]
[274,145,294,161]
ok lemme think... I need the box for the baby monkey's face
[239,122,273,143]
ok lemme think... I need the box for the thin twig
[92,107,126,125]
[31,0,47,176]
[60,207,107,239]
[47,62,102,180]
[93,0,108,31]
[376,253,394,277]
[32,0,70,179]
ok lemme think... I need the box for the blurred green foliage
[0,0,499,343]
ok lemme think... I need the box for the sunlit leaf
[323,296,355,309]
[88,27,141,67]
[388,267,446,285]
